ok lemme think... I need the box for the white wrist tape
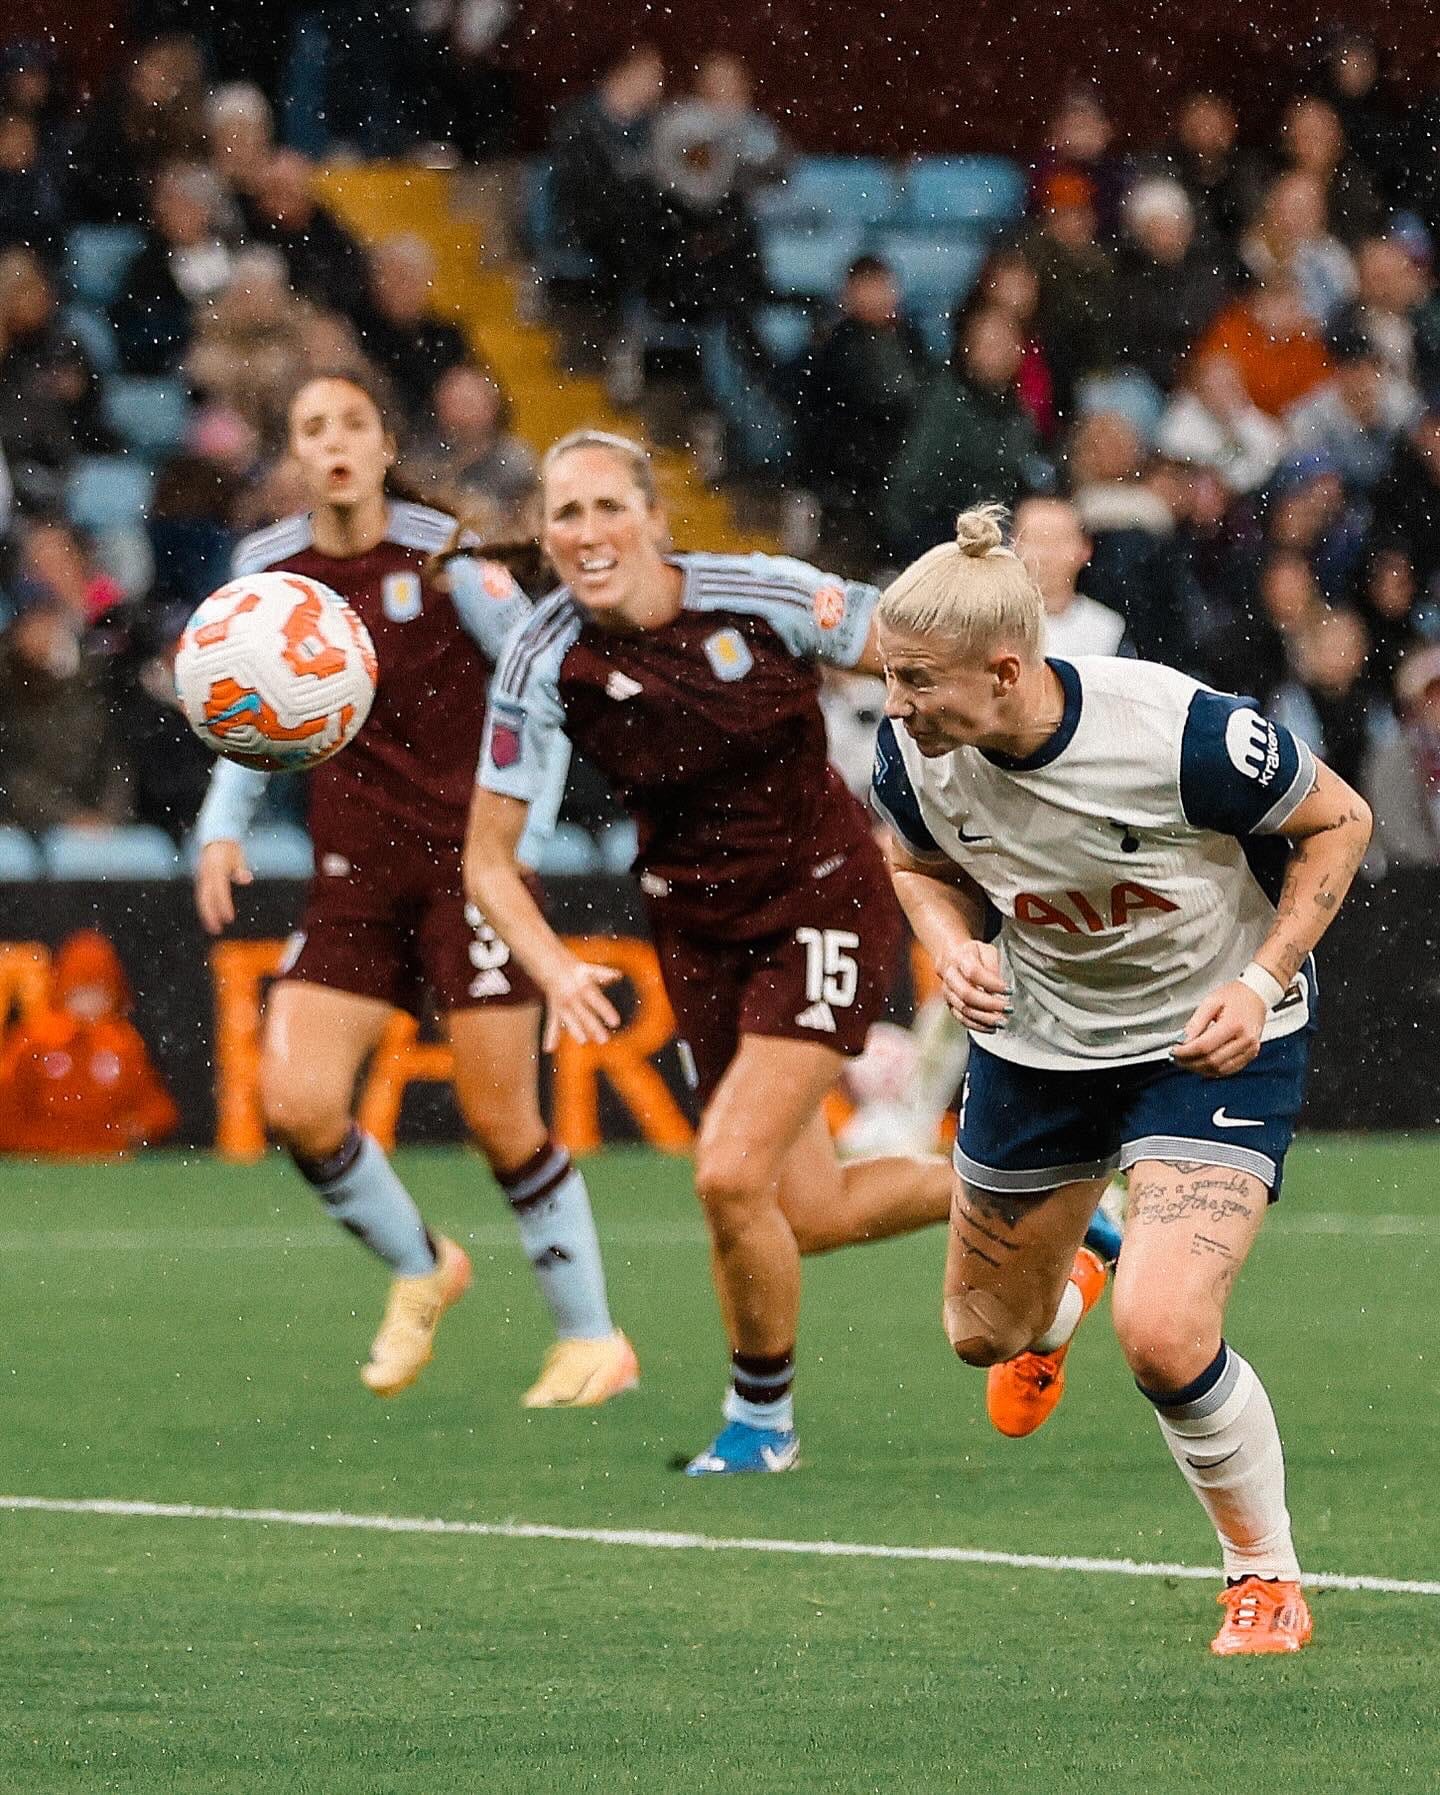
[1239,962,1287,1011]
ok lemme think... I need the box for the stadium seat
[597,819,639,874]
[761,223,866,300]
[102,378,191,461]
[755,156,899,231]
[523,160,598,284]
[698,325,792,473]
[42,825,184,880]
[64,224,145,308]
[916,308,955,362]
[65,458,154,535]
[530,823,602,876]
[0,827,43,880]
[901,156,1027,231]
[64,302,120,374]
[875,228,988,316]
[241,824,314,879]
[755,304,812,366]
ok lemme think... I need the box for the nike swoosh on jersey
[1211,1108,1264,1129]
[956,825,991,843]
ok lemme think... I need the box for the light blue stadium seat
[65,457,154,534]
[524,159,598,283]
[530,823,602,876]
[916,308,954,362]
[0,827,43,880]
[698,325,791,473]
[756,304,813,366]
[103,377,191,460]
[64,302,120,374]
[762,223,866,300]
[901,156,1026,231]
[43,825,183,880]
[241,824,314,879]
[876,229,988,315]
[755,156,899,231]
[65,225,145,308]
[597,820,639,874]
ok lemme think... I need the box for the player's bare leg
[1113,1160,1311,1655]
[684,1034,854,1473]
[447,1003,636,1408]
[943,1174,1113,1437]
[777,1109,950,1251]
[943,1174,1107,1363]
[262,980,469,1395]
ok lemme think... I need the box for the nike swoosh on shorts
[1211,1108,1264,1129]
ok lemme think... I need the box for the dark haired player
[196,375,636,1407]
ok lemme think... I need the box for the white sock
[1144,1344,1302,1583]
[1031,1278,1083,1353]
[500,1144,615,1340]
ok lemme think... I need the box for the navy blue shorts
[954,1028,1313,1201]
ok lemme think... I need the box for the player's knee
[694,1140,773,1237]
[259,1063,350,1161]
[1112,1294,1217,1392]
[462,1096,545,1170]
[942,1289,1033,1367]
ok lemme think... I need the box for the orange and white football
[174,572,377,771]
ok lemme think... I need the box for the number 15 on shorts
[796,927,860,1008]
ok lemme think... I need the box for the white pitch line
[2,1495,1436,1598]
[0,1213,1434,1254]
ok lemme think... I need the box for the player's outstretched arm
[463,786,622,1052]
[1176,759,1372,1078]
[192,760,268,935]
[884,835,1010,1034]
[195,840,253,936]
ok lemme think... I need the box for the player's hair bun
[954,503,1008,558]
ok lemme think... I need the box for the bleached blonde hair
[877,503,1044,662]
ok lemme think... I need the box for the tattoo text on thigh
[1128,1166,1261,1234]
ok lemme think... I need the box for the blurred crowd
[540,39,1440,869]
[0,23,536,843]
[2,22,1440,872]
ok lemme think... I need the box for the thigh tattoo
[1128,1162,1264,1295]
[950,1185,1026,1271]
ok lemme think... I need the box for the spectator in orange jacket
[0,930,178,1157]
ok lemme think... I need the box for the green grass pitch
[3,1137,1438,1793]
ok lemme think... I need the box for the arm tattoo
[1267,814,1369,984]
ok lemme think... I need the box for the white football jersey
[872,656,1318,1070]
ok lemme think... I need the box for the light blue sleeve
[514,731,572,870]
[446,555,532,661]
[686,551,879,668]
[194,758,271,846]
[477,614,572,811]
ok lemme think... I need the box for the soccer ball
[174,572,378,771]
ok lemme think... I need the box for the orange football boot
[1211,1577,1314,1655]
[986,1245,1108,1438]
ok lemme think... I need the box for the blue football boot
[1083,1181,1125,1267]
[685,1417,800,1475]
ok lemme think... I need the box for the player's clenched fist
[1173,980,1268,1078]
[938,939,1012,1034]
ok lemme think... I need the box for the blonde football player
[872,503,1371,1654]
